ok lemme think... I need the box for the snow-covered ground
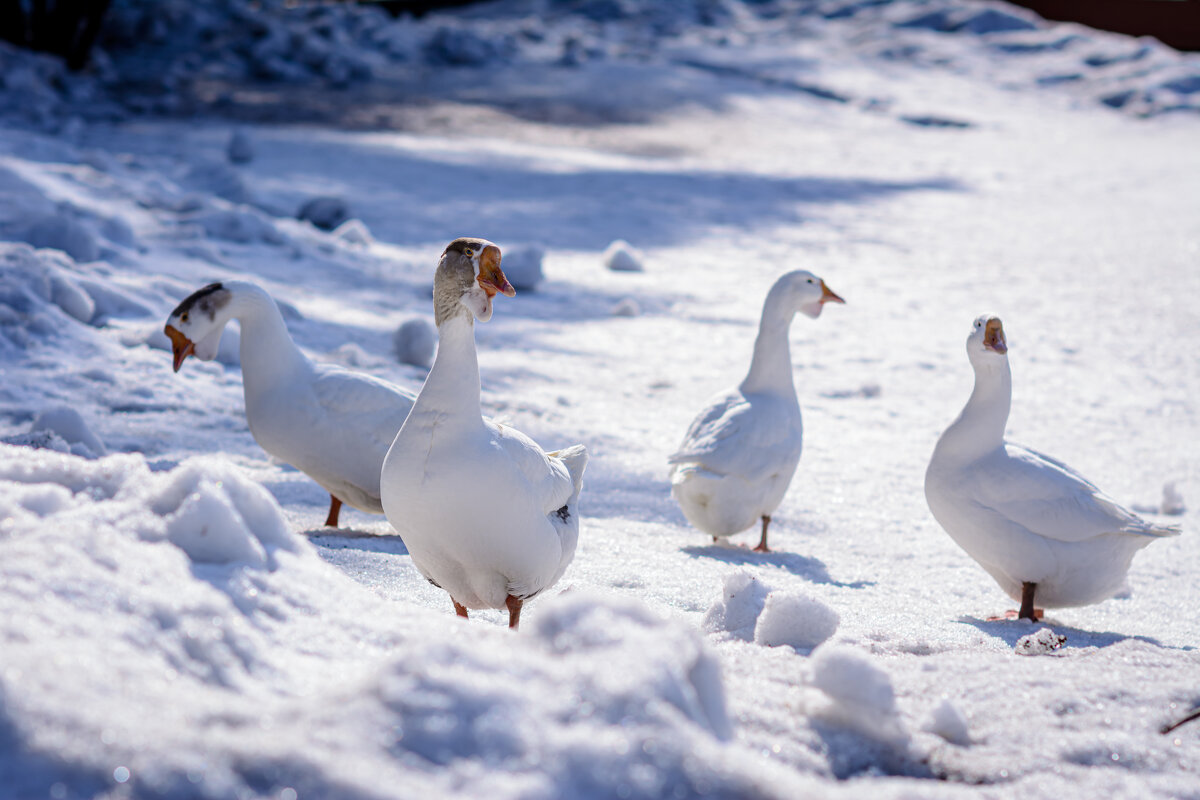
[1,1,1198,797]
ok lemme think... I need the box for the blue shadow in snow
[306,529,411,556]
[957,616,1193,652]
[682,544,873,589]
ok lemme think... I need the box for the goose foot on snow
[324,495,342,527]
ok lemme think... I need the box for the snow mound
[922,698,971,746]
[23,211,101,263]
[611,297,641,317]
[31,407,107,459]
[1161,481,1185,515]
[393,316,437,369]
[502,244,546,292]
[184,208,285,245]
[753,592,840,651]
[0,244,99,353]
[331,218,373,246]
[297,196,350,231]
[703,570,770,641]
[227,129,255,164]
[1015,627,1067,656]
[181,161,252,206]
[809,644,907,747]
[603,239,645,272]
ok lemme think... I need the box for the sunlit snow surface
[1,0,1199,798]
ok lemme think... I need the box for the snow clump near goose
[603,239,645,272]
[393,316,437,368]
[754,592,840,651]
[703,570,770,641]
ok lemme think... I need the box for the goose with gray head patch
[925,315,1180,621]
[668,269,844,552]
[164,280,416,527]
[380,238,588,630]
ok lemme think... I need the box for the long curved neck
[418,307,483,421]
[226,284,310,389]
[739,288,798,397]
[935,357,1012,463]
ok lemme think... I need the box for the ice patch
[1015,627,1067,656]
[702,570,770,641]
[603,239,645,272]
[753,592,840,651]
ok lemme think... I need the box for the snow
[603,238,646,272]
[0,0,1198,797]
[1015,627,1069,656]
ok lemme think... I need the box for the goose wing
[668,391,800,483]
[966,443,1176,543]
[312,365,416,452]
[487,419,577,515]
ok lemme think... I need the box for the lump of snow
[611,297,641,317]
[297,196,349,231]
[185,208,283,245]
[501,244,545,292]
[603,239,645,272]
[1015,627,1066,656]
[1162,482,1187,515]
[31,407,106,458]
[25,212,100,263]
[394,317,437,369]
[182,161,251,205]
[922,698,971,746]
[753,592,840,650]
[331,218,373,246]
[424,26,508,66]
[702,570,769,641]
[809,644,908,748]
[227,129,255,164]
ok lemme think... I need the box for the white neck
[415,308,485,425]
[739,286,798,397]
[224,283,312,390]
[934,355,1012,463]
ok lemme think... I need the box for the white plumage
[925,314,1180,618]
[164,280,415,527]
[380,238,587,628]
[669,270,843,551]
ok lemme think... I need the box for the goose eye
[807,278,814,284]
[181,312,189,323]
[464,247,475,257]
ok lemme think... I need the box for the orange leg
[453,600,469,619]
[753,515,771,553]
[506,594,523,630]
[324,495,342,527]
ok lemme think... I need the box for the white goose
[164,281,416,527]
[925,315,1180,620]
[669,270,844,552]
[381,238,587,629]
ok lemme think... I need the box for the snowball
[611,297,641,317]
[501,245,545,291]
[922,699,971,746]
[753,592,840,650]
[702,570,769,641]
[810,645,897,715]
[227,129,255,164]
[394,317,437,369]
[25,212,100,263]
[603,239,645,272]
[1015,627,1067,656]
[297,196,349,231]
[31,407,106,458]
[1162,482,1186,515]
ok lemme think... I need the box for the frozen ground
[1,1,1198,798]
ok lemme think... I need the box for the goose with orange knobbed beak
[668,269,844,552]
[381,238,587,629]
[925,314,1180,621]
[164,280,416,528]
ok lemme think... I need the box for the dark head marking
[443,238,484,257]
[171,282,229,322]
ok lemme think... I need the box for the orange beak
[165,324,195,373]
[820,281,845,305]
[984,318,1007,354]
[477,244,515,299]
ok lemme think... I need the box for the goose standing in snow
[381,238,587,629]
[164,281,416,528]
[669,270,844,552]
[925,315,1180,620]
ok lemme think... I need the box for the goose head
[967,314,1008,365]
[164,282,234,372]
[435,238,514,325]
[779,270,844,319]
